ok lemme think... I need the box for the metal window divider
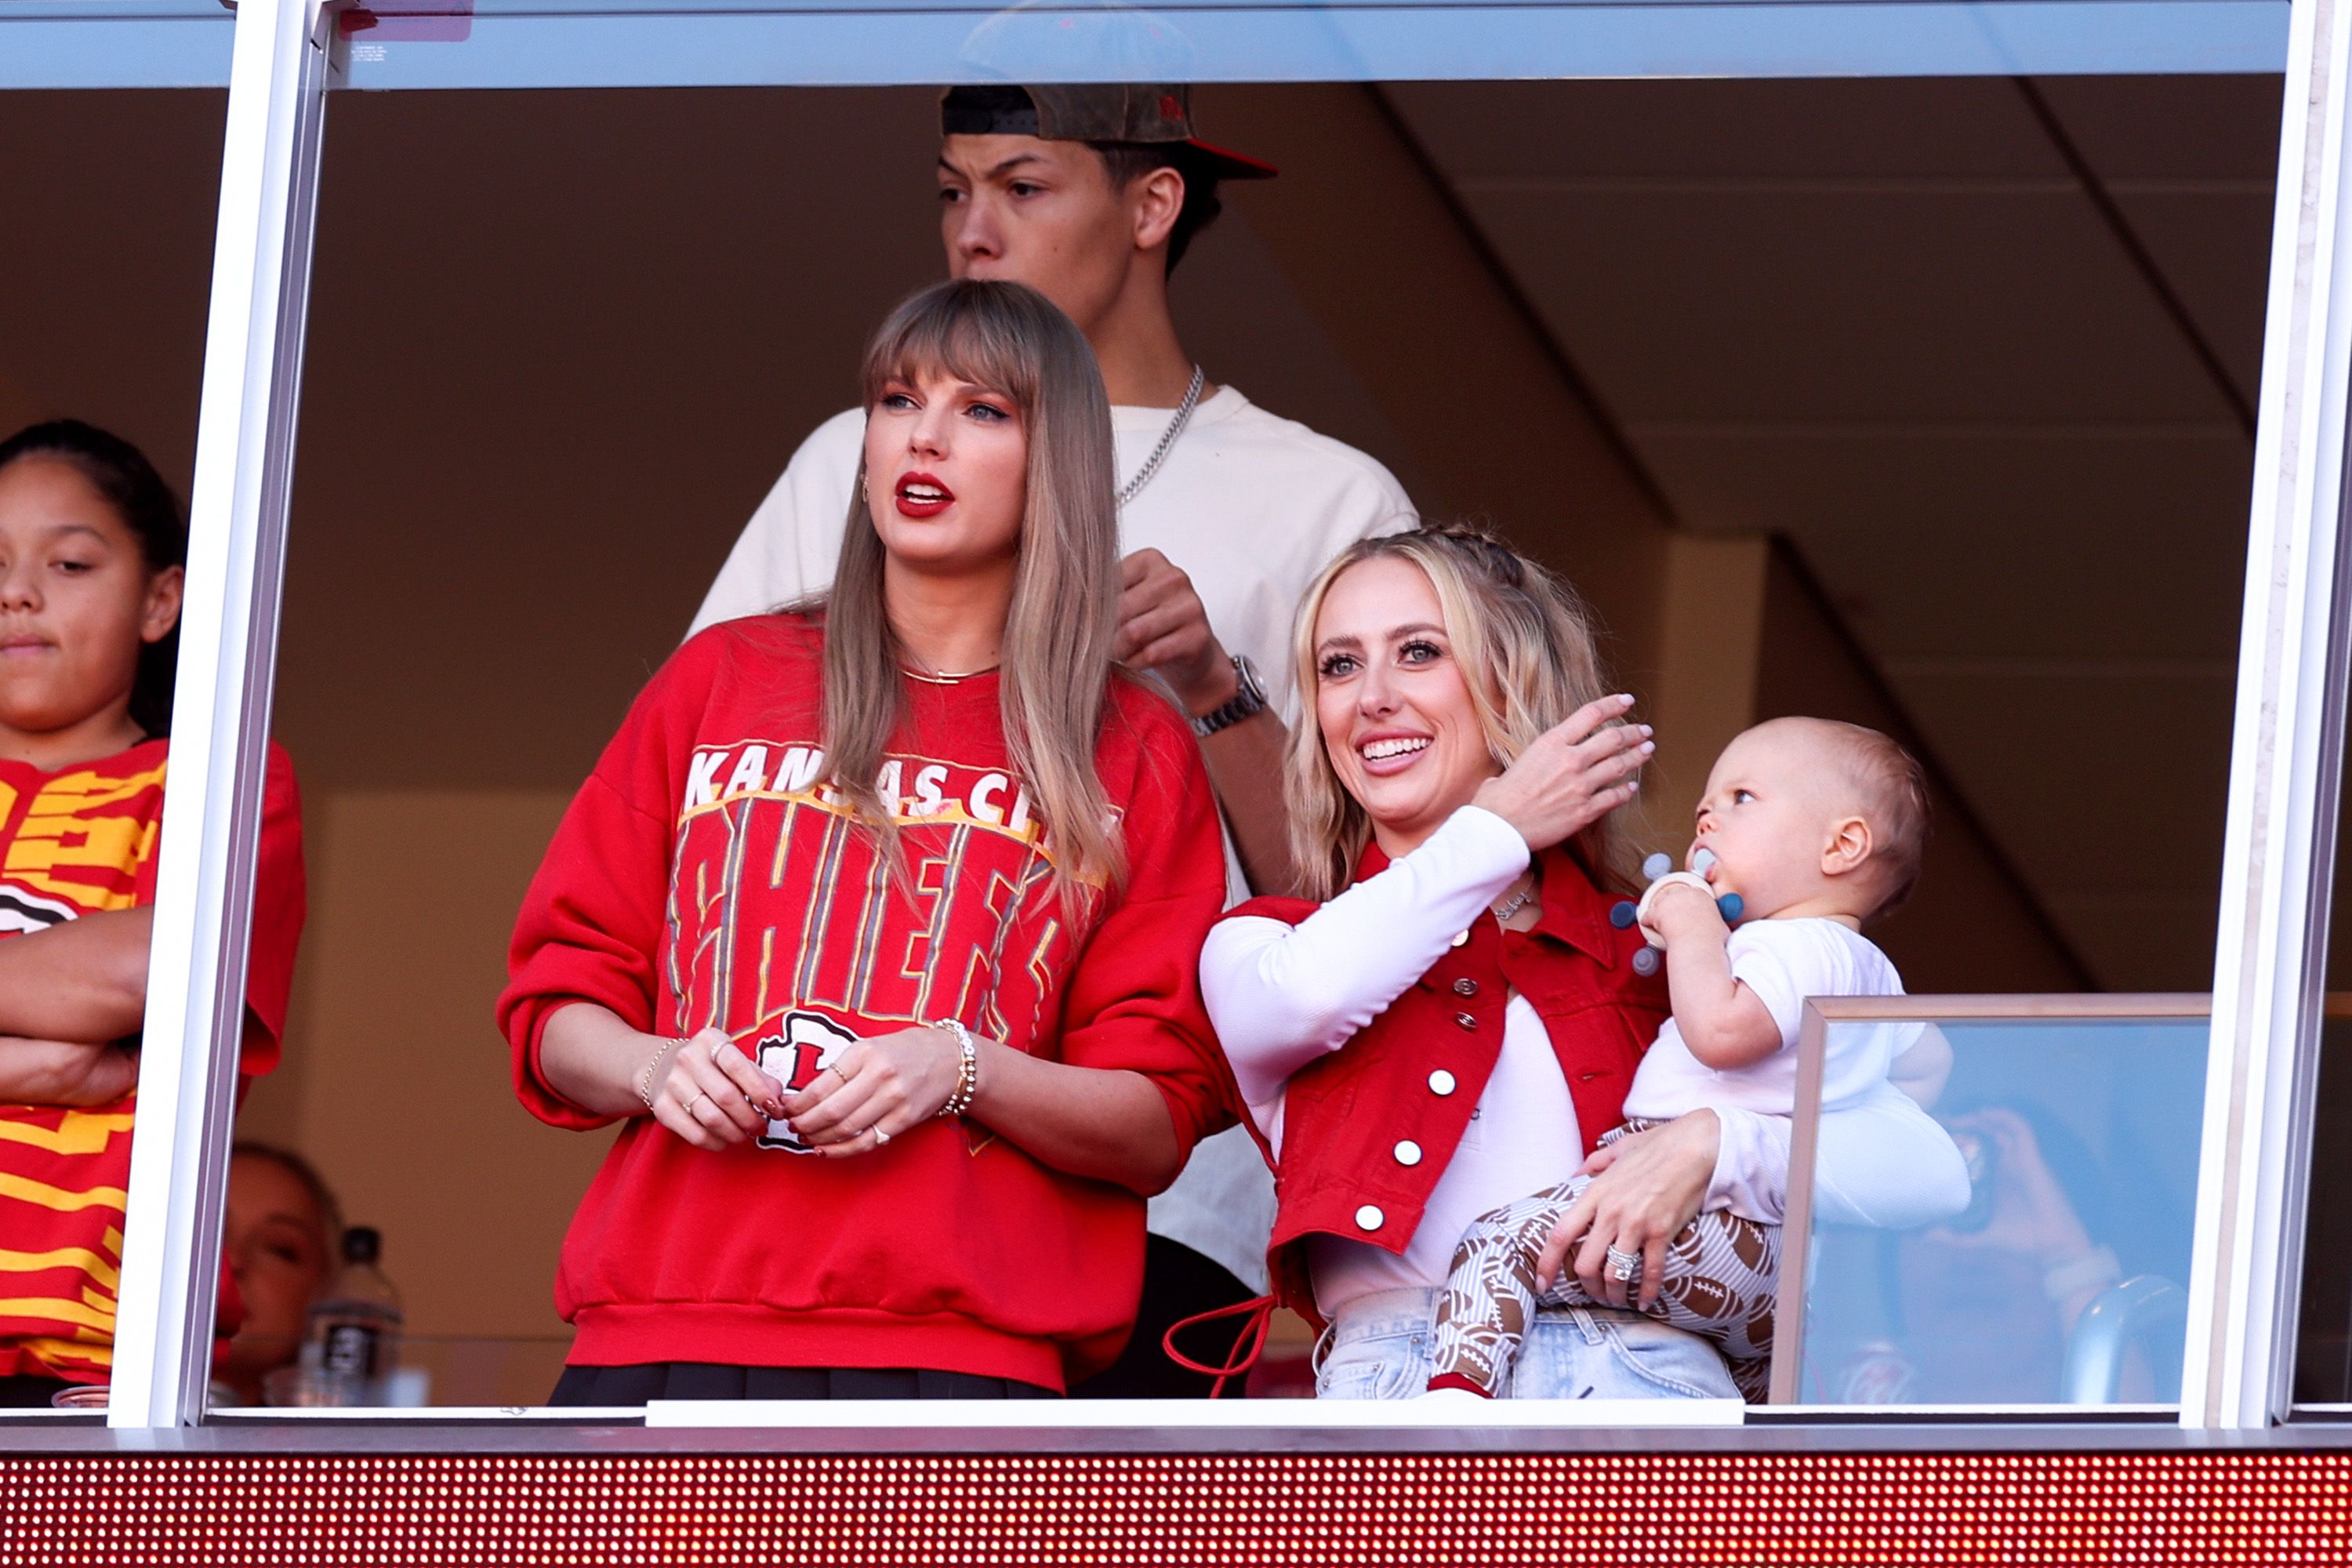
[105,0,336,1429]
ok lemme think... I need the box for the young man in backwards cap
[691,82,1415,1396]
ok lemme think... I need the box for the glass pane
[0,5,235,90]
[1787,1014,2206,1407]
[229,54,2273,1416]
[2295,995,2352,1400]
[335,0,2289,89]
[251,1336,571,1410]
[2294,730,2352,1404]
[0,85,228,1417]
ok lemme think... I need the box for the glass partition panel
[0,81,230,1421]
[81,0,2261,1420]
[0,4,236,91]
[328,0,2289,89]
[233,67,2274,1419]
[1777,1004,2207,1408]
[2294,990,2352,1404]
[249,1336,570,1410]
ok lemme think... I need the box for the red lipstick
[895,471,954,519]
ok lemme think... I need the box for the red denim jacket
[1231,840,1669,1329]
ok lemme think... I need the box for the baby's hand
[1642,873,1728,944]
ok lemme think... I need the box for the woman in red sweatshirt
[499,281,1234,1403]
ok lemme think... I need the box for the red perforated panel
[1,1452,2347,1566]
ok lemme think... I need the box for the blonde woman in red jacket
[499,281,1233,1403]
[1203,525,1963,1399]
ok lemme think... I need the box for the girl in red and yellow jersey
[0,421,304,1406]
[500,281,1234,1401]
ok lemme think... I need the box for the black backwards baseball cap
[940,83,1279,181]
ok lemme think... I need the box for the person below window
[1201,526,1969,1399]
[218,1142,343,1406]
[692,81,1414,1398]
[501,281,1233,1404]
[0,421,307,1408]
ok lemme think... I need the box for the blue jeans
[1314,1286,1740,1400]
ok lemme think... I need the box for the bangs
[859,289,1036,412]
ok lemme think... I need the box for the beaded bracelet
[931,1018,979,1117]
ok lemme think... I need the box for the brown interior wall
[0,91,222,488]
[1642,535,1768,840]
[1206,85,1679,683]
[1753,541,2089,993]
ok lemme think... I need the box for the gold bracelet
[635,1036,684,1111]
[931,1018,979,1117]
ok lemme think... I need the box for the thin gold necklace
[898,659,1000,685]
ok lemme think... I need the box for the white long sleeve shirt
[1200,807,1969,1318]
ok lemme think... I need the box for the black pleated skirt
[549,1362,1060,1406]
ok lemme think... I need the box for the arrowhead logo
[754,1011,861,1155]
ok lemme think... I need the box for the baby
[1425,716,1932,1402]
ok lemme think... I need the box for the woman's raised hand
[782,1025,965,1158]
[1471,694,1653,851]
[651,1026,788,1152]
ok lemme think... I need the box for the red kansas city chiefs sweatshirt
[497,615,1235,1390]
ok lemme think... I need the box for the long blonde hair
[1286,524,1637,901]
[810,279,1124,911]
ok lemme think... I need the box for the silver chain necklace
[1492,882,1536,923]
[1116,364,1204,508]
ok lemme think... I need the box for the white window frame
[2181,0,2352,1431]
[16,0,2342,1429]
[103,0,332,1429]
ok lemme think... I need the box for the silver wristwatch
[1190,655,1269,738]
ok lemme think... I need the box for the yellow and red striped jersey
[0,739,304,1384]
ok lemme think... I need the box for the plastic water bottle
[306,1226,403,1396]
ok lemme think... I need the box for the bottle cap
[343,1226,381,1265]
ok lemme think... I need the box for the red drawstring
[1161,1293,1275,1399]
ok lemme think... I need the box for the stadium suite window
[0,2,2315,1430]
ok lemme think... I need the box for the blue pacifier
[1610,848,1742,975]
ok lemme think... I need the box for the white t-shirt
[691,387,1417,1293]
[1621,918,1915,1122]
